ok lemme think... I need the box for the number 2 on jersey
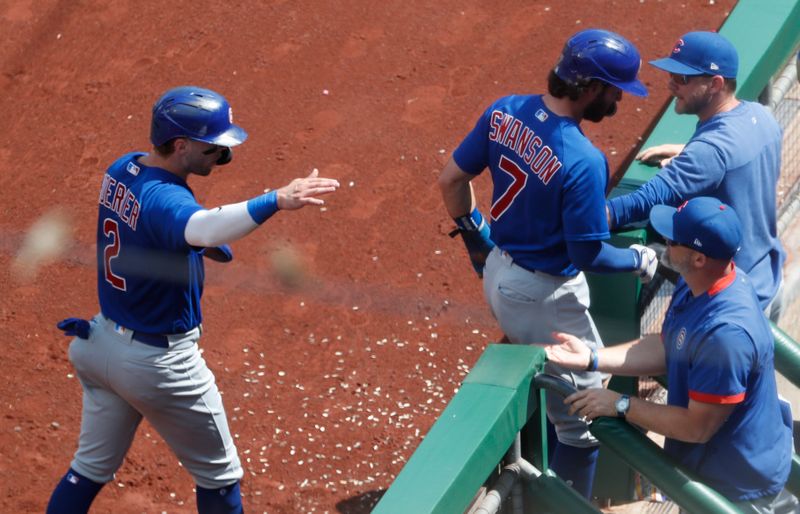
[103,218,127,291]
[490,155,528,221]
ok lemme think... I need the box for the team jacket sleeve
[452,105,493,175]
[607,140,726,227]
[688,324,753,405]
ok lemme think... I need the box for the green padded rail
[590,417,742,514]
[372,344,547,514]
[527,470,602,514]
[769,324,800,499]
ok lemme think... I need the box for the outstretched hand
[544,332,591,370]
[276,168,340,210]
[635,143,685,168]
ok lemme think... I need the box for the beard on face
[661,247,691,275]
[584,91,617,123]
[676,89,713,115]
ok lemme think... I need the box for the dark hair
[547,69,600,100]
[723,77,737,93]
[154,138,177,157]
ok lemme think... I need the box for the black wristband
[586,348,599,372]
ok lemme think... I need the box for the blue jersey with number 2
[96,152,205,334]
[453,94,610,276]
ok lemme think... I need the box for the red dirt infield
[0,1,735,512]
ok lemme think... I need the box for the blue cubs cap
[649,197,742,260]
[650,31,738,78]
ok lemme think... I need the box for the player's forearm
[596,334,666,376]
[184,191,279,247]
[625,399,724,444]
[438,158,476,217]
[567,240,638,273]
[607,176,677,228]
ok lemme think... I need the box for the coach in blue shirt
[546,197,792,512]
[606,31,786,321]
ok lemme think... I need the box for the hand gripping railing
[533,374,744,514]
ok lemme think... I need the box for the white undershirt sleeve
[184,201,259,247]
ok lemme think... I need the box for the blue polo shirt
[661,267,791,501]
[608,101,785,308]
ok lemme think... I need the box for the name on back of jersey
[98,173,140,230]
[488,110,562,185]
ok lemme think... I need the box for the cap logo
[228,107,234,124]
[672,39,684,54]
[709,62,719,71]
[693,238,703,247]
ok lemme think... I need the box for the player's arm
[568,240,658,283]
[544,331,666,377]
[566,323,749,442]
[566,389,735,443]
[606,176,677,229]
[185,169,339,248]
[635,143,685,168]
[438,157,495,277]
[607,141,724,229]
[438,156,476,217]
[562,157,657,281]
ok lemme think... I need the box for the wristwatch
[615,394,631,419]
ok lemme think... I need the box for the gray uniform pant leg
[69,323,142,483]
[483,248,602,447]
[69,315,243,489]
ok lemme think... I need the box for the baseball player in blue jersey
[607,31,786,321]
[548,197,793,512]
[438,29,657,498]
[46,86,339,514]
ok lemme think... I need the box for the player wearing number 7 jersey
[439,29,652,498]
[46,86,339,514]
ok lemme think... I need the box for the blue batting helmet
[554,29,648,97]
[150,86,248,147]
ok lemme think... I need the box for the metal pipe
[765,57,797,111]
[472,465,520,514]
[510,434,524,514]
[472,453,543,514]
